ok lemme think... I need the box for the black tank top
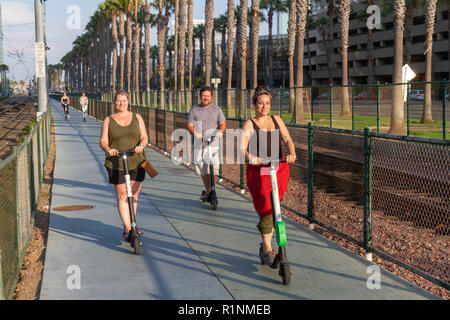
[249,115,282,159]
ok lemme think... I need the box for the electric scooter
[263,157,291,285]
[202,136,218,210]
[62,103,70,120]
[81,105,87,122]
[118,149,142,255]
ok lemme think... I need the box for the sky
[1,0,273,83]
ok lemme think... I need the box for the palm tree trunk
[144,2,150,92]
[389,0,406,135]
[187,0,194,110]
[126,12,133,93]
[226,0,235,116]
[179,0,187,111]
[175,0,186,112]
[288,0,297,114]
[268,9,273,88]
[250,0,260,93]
[295,0,308,124]
[119,11,125,91]
[238,0,248,117]
[174,0,180,110]
[157,1,169,110]
[422,0,437,123]
[205,0,214,86]
[339,0,351,117]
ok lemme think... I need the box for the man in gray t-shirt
[187,86,226,201]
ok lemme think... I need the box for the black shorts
[106,167,145,185]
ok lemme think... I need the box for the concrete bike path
[40,100,438,300]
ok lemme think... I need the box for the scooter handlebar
[117,149,136,155]
[259,157,287,164]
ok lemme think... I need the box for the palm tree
[118,2,126,90]
[338,0,351,117]
[143,0,155,93]
[133,0,142,98]
[187,0,194,109]
[422,0,438,123]
[287,0,297,113]
[204,0,214,86]
[238,0,248,116]
[173,0,180,109]
[250,0,261,93]
[155,0,170,109]
[124,0,133,92]
[295,0,308,124]
[389,0,406,135]
[260,0,288,88]
[178,0,187,111]
[226,0,236,116]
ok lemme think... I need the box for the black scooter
[202,136,218,210]
[62,103,70,120]
[117,149,142,255]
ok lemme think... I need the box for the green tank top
[104,112,146,171]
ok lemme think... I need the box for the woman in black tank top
[240,86,296,267]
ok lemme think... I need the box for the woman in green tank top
[100,91,148,241]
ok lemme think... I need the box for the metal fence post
[376,82,380,133]
[155,109,158,149]
[279,87,282,118]
[363,127,373,261]
[443,79,447,140]
[164,109,167,152]
[407,82,411,136]
[239,116,245,192]
[0,249,4,300]
[351,83,355,130]
[307,121,315,229]
[329,84,333,128]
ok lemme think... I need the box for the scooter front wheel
[132,237,141,255]
[279,261,291,285]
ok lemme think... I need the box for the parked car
[410,89,424,100]
[354,91,368,100]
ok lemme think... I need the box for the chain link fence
[0,110,51,300]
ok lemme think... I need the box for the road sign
[211,78,221,89]
[402,64,416,102]
[35,42,46,79]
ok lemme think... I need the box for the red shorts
[246,162,290,218]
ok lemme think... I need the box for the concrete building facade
[231,3,449,88]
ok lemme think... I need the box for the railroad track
[0,96,37,160]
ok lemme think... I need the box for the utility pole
[34,0,48,116]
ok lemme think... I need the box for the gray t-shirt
[188,104,225,141]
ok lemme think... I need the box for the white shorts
[81,104,87,112]
[193,146,220,176]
